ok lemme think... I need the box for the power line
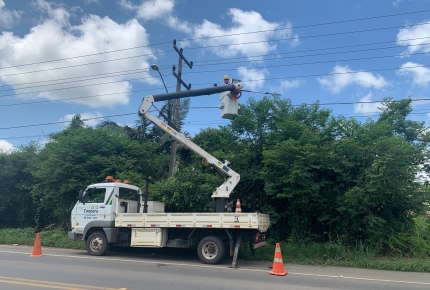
[182,51,430,75]
[184,22,430,51]
[0,51,166,78]
[1,36,427,91]
[3,96,430,131]
[2,38,428,94]
[0,87,165,107]
[0,67,163,90]
[4,107,430,139]
[178,9,430,42]
[0,113,136,130]
[1,63,429,106]
[194,42,430,67]
[194,36,430,65]
[1,21,429,79]
[2,49,427,98]
[0,47,172,71]
[2,9,428,70]
[1,134,47,140]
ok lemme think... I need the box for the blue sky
[1,0,430,151]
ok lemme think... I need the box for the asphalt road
[0,244,430,290]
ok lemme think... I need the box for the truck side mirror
[78,189,85,204]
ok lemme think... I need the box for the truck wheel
[197,236,225,264]
[86,231,109,256]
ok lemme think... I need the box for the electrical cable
[177,9,430,42]
[1,63,429,106]
[1,38,429,95]
[1,36,428,91]
[4,107,430,140]
[1,49,427,97]
[1,21,429,79]
[0,113,136,130]
[184,22,430,52]
[3,96,430,131]
[181,51,430,75]
[194,36,430,65]
[193,42,430,67]
[1,8,428,70]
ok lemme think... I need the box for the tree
[97,116,153,144]
[31,127,168,228]
[0,143,40,228]
[67,114,85,130]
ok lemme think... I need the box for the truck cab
[69,178,144,247]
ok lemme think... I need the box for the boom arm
[138,84,244,199]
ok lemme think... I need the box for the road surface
[0,244,429,290]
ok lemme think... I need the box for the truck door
[76,187,107,227]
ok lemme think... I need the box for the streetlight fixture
[151,64,168,93]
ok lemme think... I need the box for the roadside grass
[0,228,85,250]
[240,240,430,272]
[1,228,430,272]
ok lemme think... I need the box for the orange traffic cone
[269,243,287,276]
[235,199,242,213]
[30,233,43,257]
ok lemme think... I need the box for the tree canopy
[1,96,429,252]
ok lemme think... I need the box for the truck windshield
[83,188,106,204]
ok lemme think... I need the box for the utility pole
[169,39,193,177]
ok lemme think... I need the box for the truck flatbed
[115,212,270,232]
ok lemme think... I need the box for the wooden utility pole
[169,40,193,177]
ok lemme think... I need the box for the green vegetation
[0,228,84,249]
[1,96,430,270]
[1,226,430,272]
[242,240,430,272]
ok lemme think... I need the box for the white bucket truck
[68,83,270,265]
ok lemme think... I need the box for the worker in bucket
[222,75,230,85]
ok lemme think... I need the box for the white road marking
[1,249,430,285]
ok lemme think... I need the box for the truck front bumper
[68,231,83,241]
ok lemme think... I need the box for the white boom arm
[139,95,240,199]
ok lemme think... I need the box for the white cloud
[59,111,103,127]
[237,67,268,90]
[393,0,413,6]
[190,9,298,61]
[279,79,302,92]
[0,0,158,108]
[0,0,21,27]
[120,0,174,21]
[84,0,100,4]
[397,20,430,55]
[269,79,302,95]
[353,92,381,115]
[397,62,430,86]
[317,65,388,93]
[70,6,84,14]
[125,4,299,61]
[0,139,15,153]
[166,14,192,34]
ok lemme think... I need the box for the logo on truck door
[84,208,98,214]
[105,188,115,205]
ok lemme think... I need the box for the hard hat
[223,75,230,80]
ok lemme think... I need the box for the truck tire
[86,231,109,256]
[197,236,225,264]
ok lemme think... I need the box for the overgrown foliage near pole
[1,97,429,255]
